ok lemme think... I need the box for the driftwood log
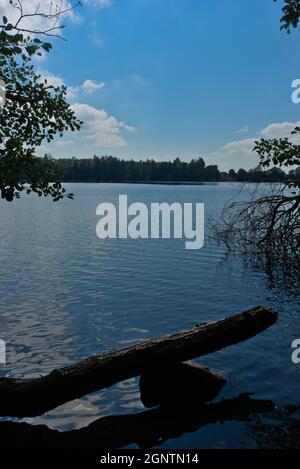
[139,362,226,408]
[0,394,275,449]
[0,306,277,417]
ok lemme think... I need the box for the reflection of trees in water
[247,404,300,449]
[214,247,299,303]
[240,254,300,300]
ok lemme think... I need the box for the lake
[0,182,299,448]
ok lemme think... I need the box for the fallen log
[139,362,226,408]
[0,306,277,417]
[0,394,275,449]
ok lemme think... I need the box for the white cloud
[109,74,148,91]
[82,79,106,94]
[38,70,79,98]
[85,0,112,7]
[210,119,300,170]
[222,138,256,154]
[36,71,135,147]
[222,120,300,156]
[235,125,249,135]
[38,101,136,156]
[67,85,80,99]
[41,71,65,88]
[71,103,135,147]
[90,33,105,47]
[131,74,147,86]
[56,140,74,147]
[260,121,300,139]
[39,68,114,101]
[120,122,136,132]
[40,72,107,98]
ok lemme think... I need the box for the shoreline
[60,180,229,186]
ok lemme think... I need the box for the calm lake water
[0,182,299,448]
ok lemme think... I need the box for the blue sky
[4,0,300,169]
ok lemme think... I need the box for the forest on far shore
[48,155,300,184]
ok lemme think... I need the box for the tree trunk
[0,306,277,417]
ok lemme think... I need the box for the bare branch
[210,184,300,265]
[0,0,82,39]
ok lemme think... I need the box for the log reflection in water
[0,394,274,449]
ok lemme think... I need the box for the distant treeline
[51,155,300,184]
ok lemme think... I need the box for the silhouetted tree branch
[0,1,82,41]
[213,185,300,262]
